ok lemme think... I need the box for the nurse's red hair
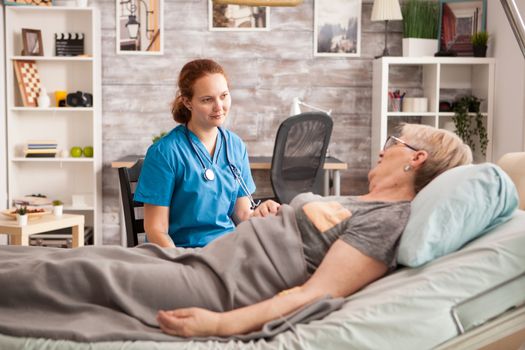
[171,59,229,124]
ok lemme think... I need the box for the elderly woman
[0,124,472,341]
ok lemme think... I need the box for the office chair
[270,111,333,204]
[118,159,144,247]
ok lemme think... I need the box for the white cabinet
[372,57,495,166]
[4,7,102,244]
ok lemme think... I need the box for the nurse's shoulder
[144,126,186,165]
[222,128,247,149]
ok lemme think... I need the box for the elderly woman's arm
[157,239,387,337]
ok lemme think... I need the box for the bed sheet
[1,210,524,350]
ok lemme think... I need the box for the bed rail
[450,271,525,334]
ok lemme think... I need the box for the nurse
[134,59,258,248]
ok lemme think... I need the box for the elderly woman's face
[368,134,417,182]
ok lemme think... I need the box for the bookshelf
[4,6,102,244]
[372,57,495,166]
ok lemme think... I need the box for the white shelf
[438,112,489,117]
[387,112,436,117]
[372,57,495,166]
[12,157,94,163]
[11,107,94,112]
[5,7,102,245]
[64,205,94,211]
[10,56,93,62]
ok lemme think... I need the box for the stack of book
[24,140,58,158]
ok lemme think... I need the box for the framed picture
[13,60,42,107]
[438,0,487,56]
[22,28,43,56]
[209,1,269,31]
[314,0,361,57]
[116,0,164,55]
[3,0,51,6]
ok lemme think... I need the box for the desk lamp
[371,0,403,58]
[290,97,332,116]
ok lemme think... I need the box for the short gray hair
[399,123,473,193]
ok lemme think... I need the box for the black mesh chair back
[271,112,333,204]
[118,159,144,247]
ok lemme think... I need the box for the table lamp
[290,97,332,116]
[371,0,403,58]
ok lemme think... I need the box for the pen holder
[389,97,402,112]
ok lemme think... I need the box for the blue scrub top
[134,125,256,247]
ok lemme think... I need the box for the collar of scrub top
[184,125,260,210]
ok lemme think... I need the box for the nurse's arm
[143,204,175,248]
[233,196,253,222]
[157,239,387,337]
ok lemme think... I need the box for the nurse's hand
[157,308,221,337]
[252,200,280,217]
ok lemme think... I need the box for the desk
[111,155,348,196]
[0,214,85,247]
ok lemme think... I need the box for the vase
[53,205,64,217]
[473,45,487,57]
[17,214,28,226]
[402,38,439,57]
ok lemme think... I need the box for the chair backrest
[118,159,145,247]
[270,112,333,204]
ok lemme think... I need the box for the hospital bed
[0,154,524,349]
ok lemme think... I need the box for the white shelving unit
[372,57,495,166]
[4,6,102,244]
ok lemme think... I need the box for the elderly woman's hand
[157,308,222,337]
[252,200,281,217]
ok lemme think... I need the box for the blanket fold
[0,205,323,342]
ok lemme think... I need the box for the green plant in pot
[402,0,439,57]
[452,95,488,156]
[471,31,489,57]
[152,131,167,144]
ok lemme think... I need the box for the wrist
[215,312,233,336]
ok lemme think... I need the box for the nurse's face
[185,73,231,131]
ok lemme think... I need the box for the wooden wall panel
[95,0,404,244]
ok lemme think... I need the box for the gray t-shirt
[290,193,411,274]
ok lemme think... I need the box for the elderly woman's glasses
[383,136,419,152]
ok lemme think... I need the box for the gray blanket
[0,206,344,342]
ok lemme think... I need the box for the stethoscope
[184,125,260,210]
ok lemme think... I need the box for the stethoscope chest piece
[204,168,215,181]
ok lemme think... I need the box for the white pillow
[398,163,519,267]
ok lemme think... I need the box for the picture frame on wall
[3,0,51,6]
[21,28,43,56]
[314,0,362,57]
[209,0,269,31]
[116,0,163,55]
[438,0,487,56]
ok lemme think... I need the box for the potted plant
[152,131,167,144]
[471,31,489,57]
[452,95,489,157]
[402,0,439,57]
[52,200,64,217]
[16,206,28,226]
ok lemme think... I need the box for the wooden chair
[118,159,144,247]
